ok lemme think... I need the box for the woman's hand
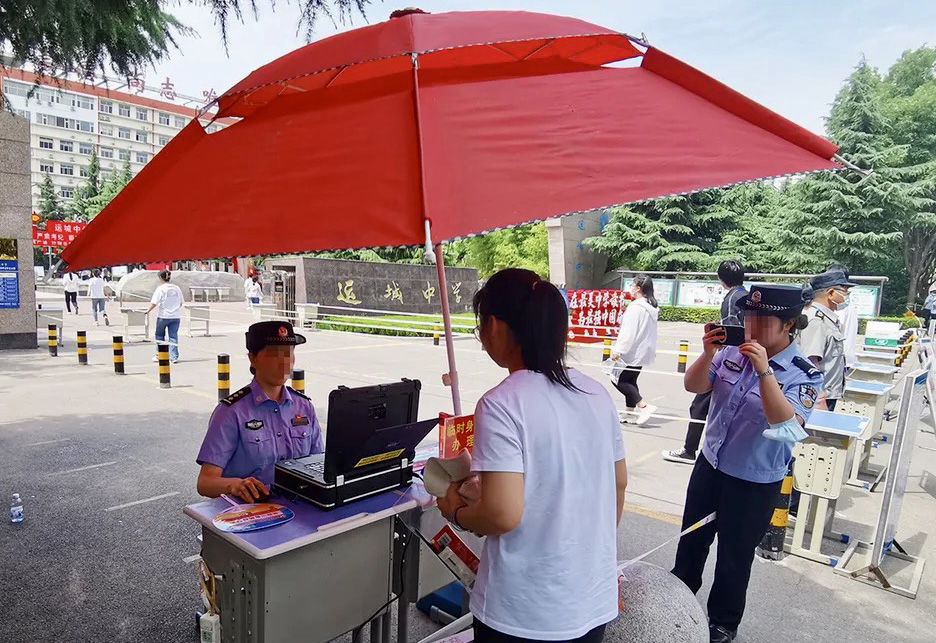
[739,340,770,374]
[436,480,466,522]
[702,324,727,356]
[610,352,621,362]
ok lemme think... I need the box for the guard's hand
[437,480,466,522]
[228,477,269,503]
[702,324,727,356]
[739,340,770,374]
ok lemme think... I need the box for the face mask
[762,417,808,444]
[837,295,850,311]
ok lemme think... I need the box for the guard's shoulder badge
[793,356,821,379]
[287,386,310,401]
[221,386,251,406]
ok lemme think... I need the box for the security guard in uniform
[196,321,324,503]
[672,284,823,643]
[798,269,856,411]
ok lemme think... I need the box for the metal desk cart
[185,487,433,643]
[848,362,899,385]
[839,380,894,488]
[788,410,869,566]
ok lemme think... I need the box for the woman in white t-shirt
[146,270,185,362]
[62,271,80,314]
[610,274,659,425]
[437,268,628,643]
[86,269,110,326]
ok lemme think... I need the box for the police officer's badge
[799,384,818,409]
[245,419,264,430]
[751,290,762,303]
[725,360,743,372]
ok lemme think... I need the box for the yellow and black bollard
[217,354,230,400]
[433,324,440,346]
[677,340,689,373]
[291,369,305,395]
[158,343,171,389]
[756,459,795,560]
[47,324,58,357]
[76,331,88,365]
[112,336,125,374]
[602,338,613,362]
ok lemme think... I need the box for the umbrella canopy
[62,9,839,270]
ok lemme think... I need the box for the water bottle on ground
[10,494,23,523]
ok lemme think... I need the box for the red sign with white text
[32,220,88,250]
[567,289,631,343]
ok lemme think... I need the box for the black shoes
[710,624,737,643]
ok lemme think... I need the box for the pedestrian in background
[673,283,820,643]
[826,263,859,366]
[923,285,936,334]
[63,271,80,315]
[610,274,659,425]
[87,269,110,326]
[147,270,184,363]
[245,275,263,310]
[798,269,855,410]
[665,260,747,465]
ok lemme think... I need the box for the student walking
[610,274,659,425]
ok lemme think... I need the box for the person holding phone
[672,283,821,643]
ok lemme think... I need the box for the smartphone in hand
[706,323,745,346]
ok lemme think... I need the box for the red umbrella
[62,9,840,413]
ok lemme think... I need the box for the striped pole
[677,340,689,373]
[158,343,171,388]
[217,354,230,400]
[757,458,795,560]
[602,338,612,362]
[433,324,440,346]
[76,330,88,365]
[112,336,125,374]
[291,368,305,395]
[47,324,58,357]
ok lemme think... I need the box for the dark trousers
[672,456,781,632]
[613,366,643,407]
[474,620,606,643]
[65,291,78,313]
[684,391,712,454]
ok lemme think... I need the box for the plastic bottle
[10,494,23,523]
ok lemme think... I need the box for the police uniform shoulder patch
[799,384,819,409]
[287,386,310,401]
[220,385,251,406]
[792,356,822,379]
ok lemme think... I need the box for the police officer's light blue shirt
[196,378,324,487]
[702,342,823,484]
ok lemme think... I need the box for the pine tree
[84,160,134,221]
[37,173,65,222]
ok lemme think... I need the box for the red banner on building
[567,289,631,343]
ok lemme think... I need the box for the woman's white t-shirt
[612,298,659,366]
[86,277,107,299]
[245,281,263,299]
[150,283,184,319]
[63,274,80,293]
[469,368,625,640]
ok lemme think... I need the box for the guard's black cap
[245,321,306,353]
[810,269,857,291]
[739,283,810,317]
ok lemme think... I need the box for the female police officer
[671,284,822,643]
[196,321,324,503]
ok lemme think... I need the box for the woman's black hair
[158,270,171,282]
[633,274,658,308]
[473,268,579,391]
[92,268,100,277]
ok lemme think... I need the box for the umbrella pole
[434,243,463,416]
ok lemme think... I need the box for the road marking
[623,502,683,526]
[182,554,202,564]
[105,492,180,512]
[50,461,117,475]
[25,438,71,447]
[631,450,659,465]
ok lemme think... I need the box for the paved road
[1,303,934,642]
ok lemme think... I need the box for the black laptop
[274,379,438,509]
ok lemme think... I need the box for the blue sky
[158,0,936,134]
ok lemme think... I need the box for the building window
[135,130,148,143]
[79,142,93,155]
[39,137,53,150]
[60,163,74,176]
[72,95,94,110]
[2,80,31,97]
[13,108,30,121]
[78,120,94,133]
[118,127,131,140]
[80,166,90,178]
[100,147,114,159]
[136,152,149,163]
[60,187,74,199]
[118,104,131,117]
[136,108,148,121]
[39,163,54,173]
[159,112,171,126]
[60,140,73,152]
[100,124,113,136]
[118,149,130,161]
[157,135,170,146]
[36,113,51,126]
[100,100,113,114]
[174,116,186,128]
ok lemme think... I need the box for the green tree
[37,172,65,222]
[456,223,549,279]
[84,160,134,221]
